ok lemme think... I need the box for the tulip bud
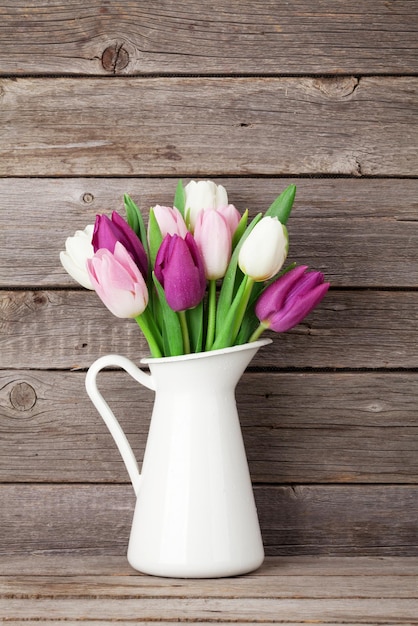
[255,265,330,332]
[194,209,232,280]
[149,205,188,240]
[154,233,206,311]
[92,211,148,279]
[238,216,288,281]
[60,224,95,290]
[184,180,228,230]
[216,204,241,237]
[87,242,149,318]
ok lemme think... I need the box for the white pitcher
[85,338,271,578]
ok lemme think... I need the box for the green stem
[205,280,217,350]
[178,310,191,354]
[249,321,269,343]
[231,276,255,343]
[135,310,164,358]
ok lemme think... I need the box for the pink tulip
[194,209,232,280]
[255,265,330,332]
[217,204,241,237]
[87,242,149,318]
[149,205,188,239]
[154,233,206,311]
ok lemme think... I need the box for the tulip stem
[231,276,255,343]
[178,310,191,354]
[249,321,269,343]
[205,280,217,350]
[135,310,163,358]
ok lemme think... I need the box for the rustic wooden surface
[1,178,417,288]
[0,2,417,623]
[1,77,416,176]
[0,1,416,75]
[1,484,417,556]
[1,555,417,624]
[1,370,418,484]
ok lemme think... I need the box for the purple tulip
[87,242,149,319]
[154,233,206,311]
[255,265,330,332]
[92,211,148,278]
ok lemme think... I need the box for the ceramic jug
[85,338,271,578]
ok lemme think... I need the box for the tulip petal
[87,245,148,319]
[194,210,232,280]
[269,282,330,332]
[238,216,288,281]
[255,265,329,333]
[60,250,94,290]
[60,224,94,289]
[155,234,206,312]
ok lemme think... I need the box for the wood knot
[313,77,360,99]
[82,192,94,204]
[32,293,48,308]
[10,382,37,412]
[101,44,130,73]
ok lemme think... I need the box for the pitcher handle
[85,354,156,496]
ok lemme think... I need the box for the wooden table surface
[2,555,418,624]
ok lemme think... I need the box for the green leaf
[187,301,204,353]
[148,208,163,267]
[232,209,249,250]
[124,194,149,257]
[135,308,164,358]
[265,184,296,224]
[152,273,183,356]
[216,212,263,332]
[173,179,186,217]
[235,306,259,345]
[211,274,249,350]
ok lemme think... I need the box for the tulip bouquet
[60,180,329,358]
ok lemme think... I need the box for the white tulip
[60,224,95,289]
[238,217,288,281]
[184,180,228,230]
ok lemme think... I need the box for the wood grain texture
[0,370,417,484]
[0,1,416,75]
[2,555,417,625]
[1,177,417,289]
[0,484,417,556]
[2,290,418,369]
[1,77,416,176]
[3,574,418,600]
[3,554,418,576]
[3,596,417,623]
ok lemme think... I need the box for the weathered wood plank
[1,556,416,625]
[1,290,418,369]
[3,574,418,600]
[3,596,418,623]
[3,554,418,577]
[0,1,416,75]
[1,485,417,556]
[1,77,416,176]
[0,370,417,484]
[0,620,413,626]
[0,620,412,626]
[1,178,417,289]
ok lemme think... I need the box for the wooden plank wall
[0,0,417,557]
